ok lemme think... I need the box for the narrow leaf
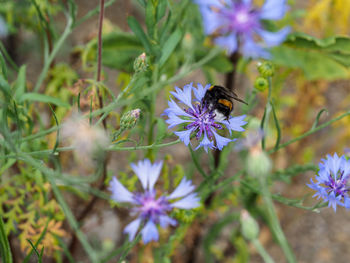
[20,93,70,107]
[159,29,182,67]
[0,50,7,80]
[0,216,13,263]
[311,108,328,129]
[127,16,153,54]
[14,65,27,100]
[271,102,281,151]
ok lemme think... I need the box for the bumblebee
[202,85,247,121]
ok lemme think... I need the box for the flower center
[134,191,171,222]
[184,104,222,140]
[235,10,249,25]
[220,3,259,34]
[326,170,350,196]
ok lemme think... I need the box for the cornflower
[308,153,350,212]
[164,83,246,152]
[194,0,290,58]
[109,159,200,243]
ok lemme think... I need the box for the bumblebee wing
[227,91,248,105]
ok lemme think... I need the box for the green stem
[261,77,273,150]
[258,175,296,263]
[34,14,74,92]
[252,239,275,263]
[92,47,222,123]
[269,110,350,153]
[108,139,181,151]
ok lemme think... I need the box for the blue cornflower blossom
[307,153,350,212]
[194,0,290,58]
[164,83,247,152]
[108,159,200,244]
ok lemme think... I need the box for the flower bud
[257,61,275,78]
[240,210,259,241]
[133,53,148,73]
[254,77,268,92]
[182,33,194,51]
[246,149,272,178]
[120,109,141,130]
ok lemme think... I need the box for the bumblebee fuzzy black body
[202,85,247,121]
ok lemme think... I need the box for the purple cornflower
[108,159,200,244]
[307,153,350,212]
[164,83,247,152]
[194,0,290,58]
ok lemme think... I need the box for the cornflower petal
[220,115,247,134]
[242,37,270,58]
[148,161,163,190]
[166,113,193,129]
[131,159,151,190]
[171,193,201,209]
[168,177,195,200]
[257,27,291,47]
[260,0,289,20]
[164,99,193,118]
[175,128,195,146]
[170,84,194,109]
[159,215,177,228]
[196,133,215,153]
[212,130,234,150]
[193,83,210,101]
[141,220,159,244]
[214,33,238,54]
[109,177,135,203]
[124,218,142,241]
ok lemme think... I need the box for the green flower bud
[173,208,198,223]
[182,33,194,51]
[120,109,141,130]
[246,149,272,178]
[257,61,275,78]
[240,210,259,241]
[133,53,148,73]
[254,77,268,92]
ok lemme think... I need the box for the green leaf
[14,65,27,101]
[100,31,144,73]
[20,93,70,107]
[0,50,7,80]
[311,108,328,129]
[0,216,13,263]
[155,118,167,144]
[156,0,168,22]
[271,101,281,151]
[197,50,233,73]
[159,29,182,67]
[271,33,350,80]
[145,0,156,38]
[0,75,11,98]
[127,16,153,55]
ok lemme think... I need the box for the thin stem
[225,51,240,92]
[96,0,104,83]
[34,13,73,92]
[252,239,275,263]
[67,1,107,259]
[257,174,296,263]
[269,110,350,153]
